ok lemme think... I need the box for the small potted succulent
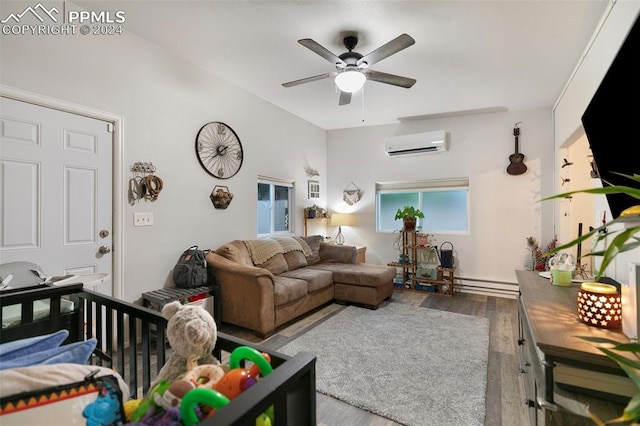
[305,204,319,218]
[394,206,425,231]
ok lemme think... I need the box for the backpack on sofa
[173,245,210,289]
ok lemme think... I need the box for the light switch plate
[134,212,153,227]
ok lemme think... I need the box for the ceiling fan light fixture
[335,70,366,93]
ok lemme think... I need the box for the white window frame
[375,178,470,234]
[257,175,295,237]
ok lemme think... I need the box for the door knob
[99,245,111,254]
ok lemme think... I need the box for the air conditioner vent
[385,130,448,157]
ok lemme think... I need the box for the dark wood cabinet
[516,270,632,425]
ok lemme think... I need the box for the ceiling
[81,1,609,130]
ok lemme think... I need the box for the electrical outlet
[134,212,153,227]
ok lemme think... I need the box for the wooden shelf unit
[388,230,455,296]
[303,215,328,237]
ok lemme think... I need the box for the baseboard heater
[454,277,519,299]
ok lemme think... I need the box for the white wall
[553,1,640,150]
[327,109,554,285]
[0,21,327,302]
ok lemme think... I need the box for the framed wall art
[308,180,320,199]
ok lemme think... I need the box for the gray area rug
[278,302,489,426]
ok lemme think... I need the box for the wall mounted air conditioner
[384,130,448,157]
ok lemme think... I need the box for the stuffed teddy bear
[149,301,219,392]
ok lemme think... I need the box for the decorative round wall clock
[195,122,243,179]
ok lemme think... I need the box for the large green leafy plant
[394,206,425,220]
[542,172,640,280]
[578,336,640,424]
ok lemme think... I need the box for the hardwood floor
[218,290,528,426]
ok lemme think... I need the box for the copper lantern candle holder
[577,282,622,329]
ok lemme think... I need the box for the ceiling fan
[282,33,417,106]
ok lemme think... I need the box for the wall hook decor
[304,158,320,177]
[343,182,362,205]
[128,162,163,204]
[561,158,573,168]
[210,185,233,209]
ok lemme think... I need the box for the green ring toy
[180,387,229,426]
[229,346,273,377]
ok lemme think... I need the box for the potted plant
[394,206,425,231]
[543,172,640,424]
[305,204,319,218]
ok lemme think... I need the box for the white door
[0,97,113,293]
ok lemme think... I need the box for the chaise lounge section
[206,235,395,337]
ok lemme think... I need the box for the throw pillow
[283,251,308,270]
[256,253,288,275]
[0,329,69,362]
[0,338,96,371]
[300,235,322,265]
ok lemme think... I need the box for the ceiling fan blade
[298,39,346,67]
[364,70,416,88]
[338,91,352,106]
[357,33,415,68]
[282,72,336,88]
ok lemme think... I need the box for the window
[257,176,294,236]
[376,178,469,234]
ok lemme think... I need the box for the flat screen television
[581,14,640,219]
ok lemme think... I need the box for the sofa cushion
[280,268,333,293]
[272,276,308,306]
[283,250,308,270]
[300,235,322,265]
[308,263,396,288]
[319,244,357,264]
[215,240,253,267]
[256,253,288,275]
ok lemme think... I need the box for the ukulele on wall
[507,122,527,175]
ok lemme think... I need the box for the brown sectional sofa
[206,235,395,337]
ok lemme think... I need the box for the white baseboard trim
[454,278,520,299]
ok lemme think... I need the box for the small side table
[142,285,220,327]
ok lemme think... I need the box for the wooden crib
[0,284,316,425]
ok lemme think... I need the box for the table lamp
[331,213,353,245]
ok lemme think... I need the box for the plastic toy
[131,380,171,422]
[214,346,274,399]
[180,388,230,426]
[184,364,225,390]
[156,379,196,410]
[82,386,122,426]
[248,352,271,378]
[214,368,256,400]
